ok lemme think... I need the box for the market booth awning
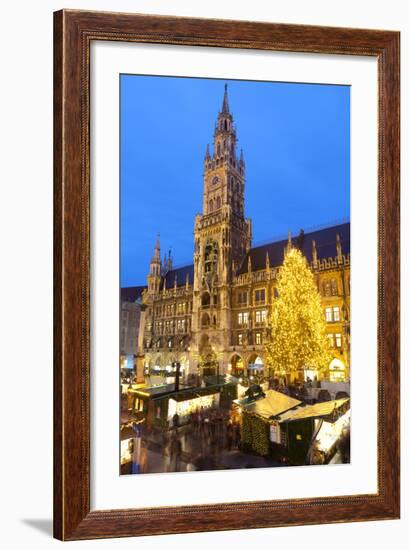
[235,389,302,419]
[278,397,350,423]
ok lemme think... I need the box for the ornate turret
[147,235,161,295]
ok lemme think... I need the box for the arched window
[209,199,213,213]
[216,196,221,209]
[331,279,338,296]
[201,313,210,327]
[217,142,221,156]
[201,292,211,307]
[224,120,227,131]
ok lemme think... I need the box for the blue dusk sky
[120,75,350,287]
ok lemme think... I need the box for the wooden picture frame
[53,9,400,540]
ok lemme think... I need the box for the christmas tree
[265,243,331,377]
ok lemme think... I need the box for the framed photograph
[54,9,400,540]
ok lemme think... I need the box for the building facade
[138,86,350,383]
[120,286,145,371]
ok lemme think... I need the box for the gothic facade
[140,86,350,383]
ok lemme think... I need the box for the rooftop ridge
[251,218,350,250]
[163,262,194,273]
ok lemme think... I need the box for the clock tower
[192,84,252,374]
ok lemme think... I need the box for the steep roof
[235,389,302,419]
[278,398,350,423]
[162,264,195,289]
[238,222,350,275]
[122,222,349,291]
[121,285,146,303]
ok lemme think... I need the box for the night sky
[120,75,350,287]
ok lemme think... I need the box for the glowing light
[315,410,350,452]
[167,393,220,420]
[265,247,332,375]
[120,439,132,465]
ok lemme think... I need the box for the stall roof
[278,398,350,423]
[236,390,301,420]
[203,374,239,386]
[168,387,221,402]
[130,382,225,402]
[130,384,177,397]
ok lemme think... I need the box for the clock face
[212,176,219,186]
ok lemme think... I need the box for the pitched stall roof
[238,222,350,275]
[278,398,350,423]
[236,390,302,419]
[162,264,194,289]
[121,285,146,303]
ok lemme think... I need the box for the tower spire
[287,230,292,252]
[147,234,161,294]
[204,143,210,161]
[152,233,160,261]
[221,83,230,114]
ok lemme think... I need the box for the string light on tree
[265,237,331,378]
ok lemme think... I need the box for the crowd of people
[151,405,243,471]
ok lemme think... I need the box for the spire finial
[287,230,292,251]
[152,234,161,261]
[222,83,230,113]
